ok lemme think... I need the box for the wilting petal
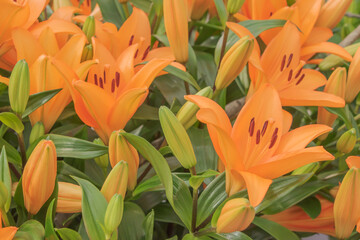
[249,146,334,179]
[301,42,352,62]
[239,171,272,207]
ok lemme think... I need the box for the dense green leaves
[252,217,300,240]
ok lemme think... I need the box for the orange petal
[92,37,116,65]
[275,124,332,154]
[250,146,334,179]
[279,88,345,107]
[239,171,272,207]
[0,76,9,85]
[23,0,47,29]
[12,28,44,65]
[282,110,292,134]
[346,156,360,169]
[38,27,60,57]
[116,44,138,85]
[55,34,87,68]
[301,42,352,62]
[0,226,18,240]
[29,19,83,38]
[316,0,352,29]
[49,6,80,22]
[303,27,333,46]
[295,69,326,90]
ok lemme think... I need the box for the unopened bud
[291,162,320,176]
[227,0,245,15]
[29,122,45,145]
[93,138,109,171]
[101,161,128,202]
[81,44,93,62]
[319,43,360,71]
[215,36,254,90]
[336,128,357,154]
[104,194,124,238]
[9,59,30,114]
[177,87,213,129]
[82,16,95,43]
[216,198,255,233]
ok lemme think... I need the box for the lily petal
[346,156,360,169]
[12,28,44,65]
[301,42,352,62]
[303,27,333,46]
[240,171,272,207]
[0,226,18,240]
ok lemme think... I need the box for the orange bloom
[316,0,353,29]
[0,226,18,240]
[345,47,360,103]
[185,84,334,206]
[230,22,345,107]
[263,195,336,236]
[22,140,57,215]
[70,0,92,15]
[56,182,82,213]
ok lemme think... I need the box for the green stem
[1,209,10,227]
[184,82,191,95]
[194,227,216,237]
[218,26,229,70]
[190,167,198,233]
[122,3,130,18]
[17,132,27,169]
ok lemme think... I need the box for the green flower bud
[227,0,245,15]
[9,59,30,115]
[319,43,360,71]
[29,122,45,145]
[159,106,197,169]
[104,194,124,238]
[177,87,213,130]
[81,44,93,62]
[0,181,8,209]
[291,162,320,176]
[93,138,109,170]
[337,128,357,154]
[82,16,95,43]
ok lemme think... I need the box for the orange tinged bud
[334,157,360,239]
[56,182,82,213]
[345,47,360,103]
[215,36,254,91]
[109,130,139,191]
[316,0,352,29]
[317,67,346,140]
[101,161,128,202]
[191,0,211,20]
[163,0,189,63]
[216,198,255,233]
[22,140,57,215]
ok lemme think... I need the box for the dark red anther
[256,130,261,144]
[129,35,134,46]
[261,121,268,136]
[115,72,120,87]
[288,69,293,81]
[287,53,293,67]
[269,134,278,149]
[111,79,115,93]
[103,70,106,83]
[86,0,90,5]
[142,46,151,60]
[296,74,305,85]
[99,77,104,89]
[94,74,98,85]
[273,127,279,135]
[249,117,255,137]
[134,49,139,59]
[280,55,286,71]
[269,12,273,16]
[295,68,303,78]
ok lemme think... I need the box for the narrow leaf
[22,89,61,118]
[252,217,300,240]
[0,112,24,133]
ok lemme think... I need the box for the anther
[142,46,150,60]
[134,49,139,59]
[269,134,278,149]
[256,130,261,144]
[115,72,120,87]
[111,79,115,93]
[129,35,134,46]
[103,70,106,83]
[261,121,268,136]
[295,68,303,79]
[99,77,104,89]
[249,118,255,137]
[94,74,98,86]
[287,53,293,67]
[296,74,305,85]
[288,70,293,81]
[280,55,286,71]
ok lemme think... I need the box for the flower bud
[346,47,360,103]
[177,87,213,130]
[319,43,360,71]
[0,181,8,210]
[118,0,128,3]
[159,106,197,169]
[334,162,360,239]
[104,194,124,238]
[9,59,30,115]
[52,0,72,11]
[56,182,82,213]
[216,198,255,233]
[82,16,95,43]
[336,128,357,154]
[317,67,346,140]
[191,0,211,20]
[163,0,189,63]
[109,131,139,191]
[316,0,352,29]
[215,36,254,91]
[29,122,45,145]
[291,162,320,176]
[93,138,109,171]
[22,140,57,214]
[227,0,245,15]
[81,44,93,62]
[101,161,128,202]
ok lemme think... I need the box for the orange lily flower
[185,84,334,206]
[70,0,92,15]
[316,0,352,29]
[263,195,336,236]
[229,21,345,107]
[0,226,18,240]
[0,26,93,133]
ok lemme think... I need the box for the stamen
[115,72,120,87]
[296,74,305,85]
[280,55,286,71]
[273,127,279,136]
[94,74,98,85]
[256,130,261,144]
[261,121,268,136]
[129,35,134,46]
[111,79,115,93]
[269,12,273,16]
[287,53,293,67]
[249,118,255,137]
[103,70,106,83]
[269,134,278,149]
[295,68,303,79]
[142,46,151,60]
[86,0,90,5]
[99,77,104,89]
[288,70,293,81]
[134,49,139,59]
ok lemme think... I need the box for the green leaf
[22,89,61,118]
[0,146,11,211]
[325,105,359,136]
[14,220,45,240]
[213,0,228,28]
[44,199,59,240]
[189,170,219,189]
[207,232,253,240]
[159,146,173,156]
[121,132,174,205]
[239,19,287,37]
[97,0,130,28]
[143,210,155,240]
[132,175,163,197]
[154,75,186,105]
[0,112,24,133]
[172,174,193,230]
[197,173,226,225]
[118,202,145,240]
[154,203,184,227]
[0,137,21,166]
[252,217,300,240]
[164,65,201,91]
[187,45,198,80]
[55,228,82,240]
[73,176,108,240]
[133,104,159,120]
[297,196,322,219]
[57,161,94,185]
